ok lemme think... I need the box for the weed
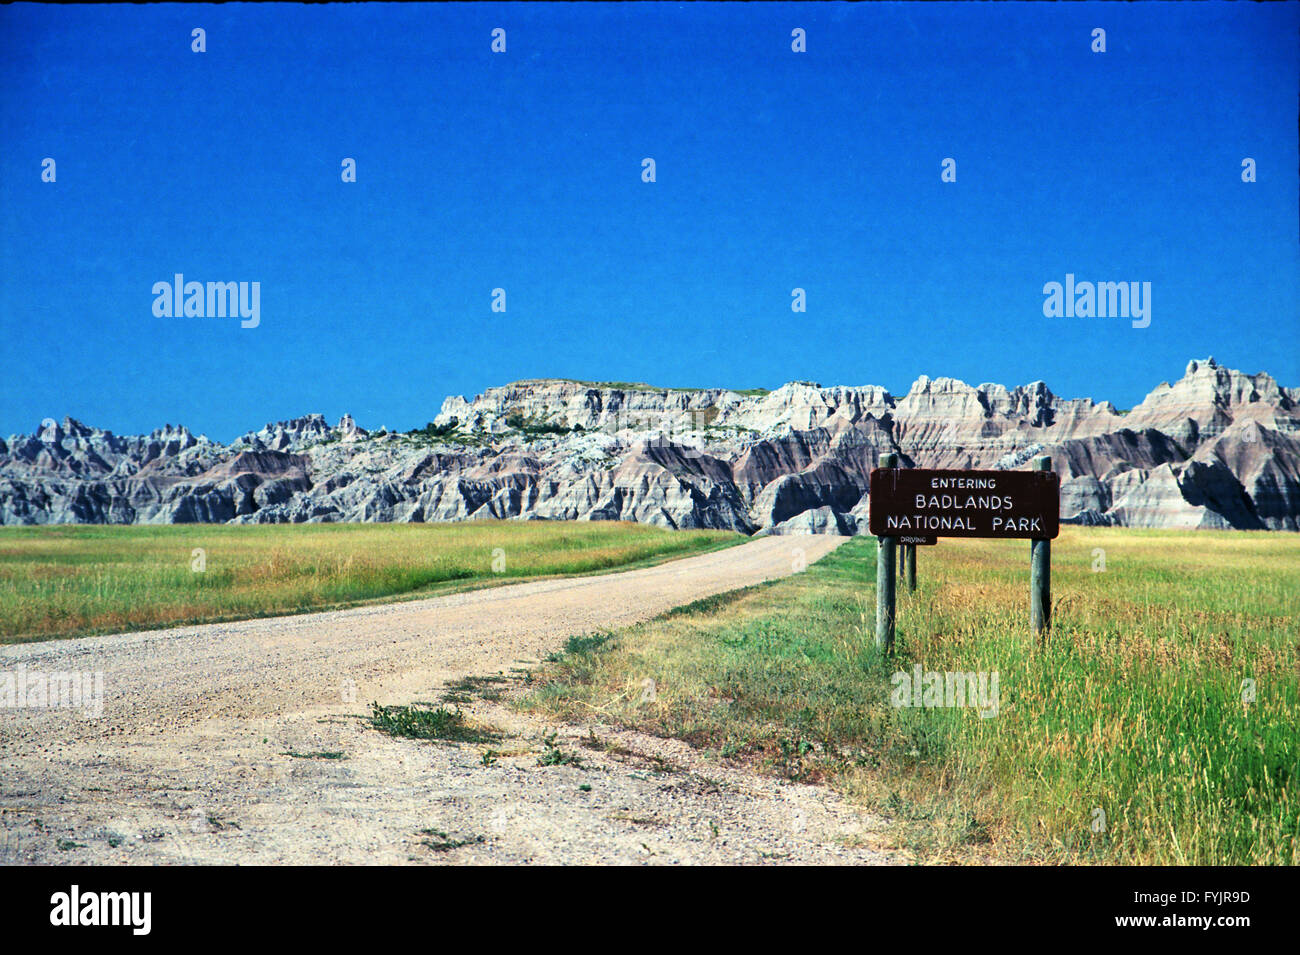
[369,702,502,744]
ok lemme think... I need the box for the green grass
[545,632,612,661]
[369,701,502,744]
[418,829,486,852]
[536,731,583,768]
[522,528,1300,865]
[503,412,577,436]
[0,520,741,644]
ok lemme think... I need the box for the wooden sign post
[1030,455,1052,638]
[869,457,1059,651]
[875,452,898,652]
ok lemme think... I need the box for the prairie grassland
[523,527,1299,865]
[0,521,741,644]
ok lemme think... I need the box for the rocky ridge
[2,359,1297,532]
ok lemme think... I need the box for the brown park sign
[868,467,1060,540]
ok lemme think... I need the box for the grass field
[0,521,741,644]
[523,527,1300,865]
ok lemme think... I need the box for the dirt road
[0,534,900,865]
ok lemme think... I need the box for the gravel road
[0,534,901,865]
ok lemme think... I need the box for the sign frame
[867,466,1061,541]
[871,457,1059,653]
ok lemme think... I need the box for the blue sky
[1,2,1296,441]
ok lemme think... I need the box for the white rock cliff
[2,360,1296,532]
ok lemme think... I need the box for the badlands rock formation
[2,359,1297,533]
